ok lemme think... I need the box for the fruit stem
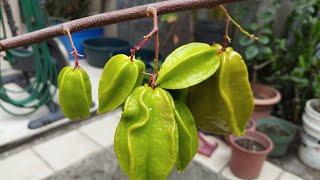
[218,17,231,54]
[150,7,159,89]
[64,28,83,68]
[219,5,258,40]
[129,7,159,63]
[129,7,159,89]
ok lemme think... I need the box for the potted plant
[261,0,320,123]
[228,130,273,179]
[256,116,297,157]
[239,2,281,121]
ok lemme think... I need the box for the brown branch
[0,0,244,52]
[219,5,258,40]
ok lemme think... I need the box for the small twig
[219,5,258,40]
[64,28,83,68]
[253,59,272,70]
[150,7,160,89]
[130,7,159,63]
[218,17,231,54]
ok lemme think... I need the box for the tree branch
[0,0,244,51]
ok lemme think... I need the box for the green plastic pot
[83,38,131,68]
[256,116,297,157]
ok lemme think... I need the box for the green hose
[0,0,58,116]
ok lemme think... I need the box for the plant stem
[219,5,258,40]
[150,7,159,89]
[0,0,244,52]
[130,7,159,89]
[218,17,231,53]
[64,28,83,68]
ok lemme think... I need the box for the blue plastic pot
[83,38,131,68]
[59,27,104,59]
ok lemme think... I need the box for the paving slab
[278,171,305,180]
[79,109,121,147]
[221,161,283,180]
[194,134,231,174]
[33,130,102,171]
[0,149,53,180]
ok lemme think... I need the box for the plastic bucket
[302,113,320,140]
[83,38,130,68]
[304,98,320,127]
[59,27,104,60]
[298,131,320,170]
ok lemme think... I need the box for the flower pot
[83,38,131,68]
[59,27,104,60]
[224,118,256,145]
[228,130,273,179]
[256,116,297,157]
[251,84,281,121]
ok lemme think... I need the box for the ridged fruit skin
[156,43,220,89]
[174,100,198,171]
[58,67,92,120]
[97,54,145,114]
[187,45,254,136]
[114,85,178,180]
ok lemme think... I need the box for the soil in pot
[257,124,290,137]
[235,139,266,152]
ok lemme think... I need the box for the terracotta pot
[251,84,281,121]
[224,118,256,145]
[228,130,273,179]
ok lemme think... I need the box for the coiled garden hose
[0,0,58,116]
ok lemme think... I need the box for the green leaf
[261,28,272,35]
[156,43,220,89]
[258,35,270,45]
[160,13,178,23]
[245,46,259,60]
[260,47,272,55]
[249,23,258,31]
[239,36,254,46]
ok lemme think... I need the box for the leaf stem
[64,28,83,68]
[219,5,258,40]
